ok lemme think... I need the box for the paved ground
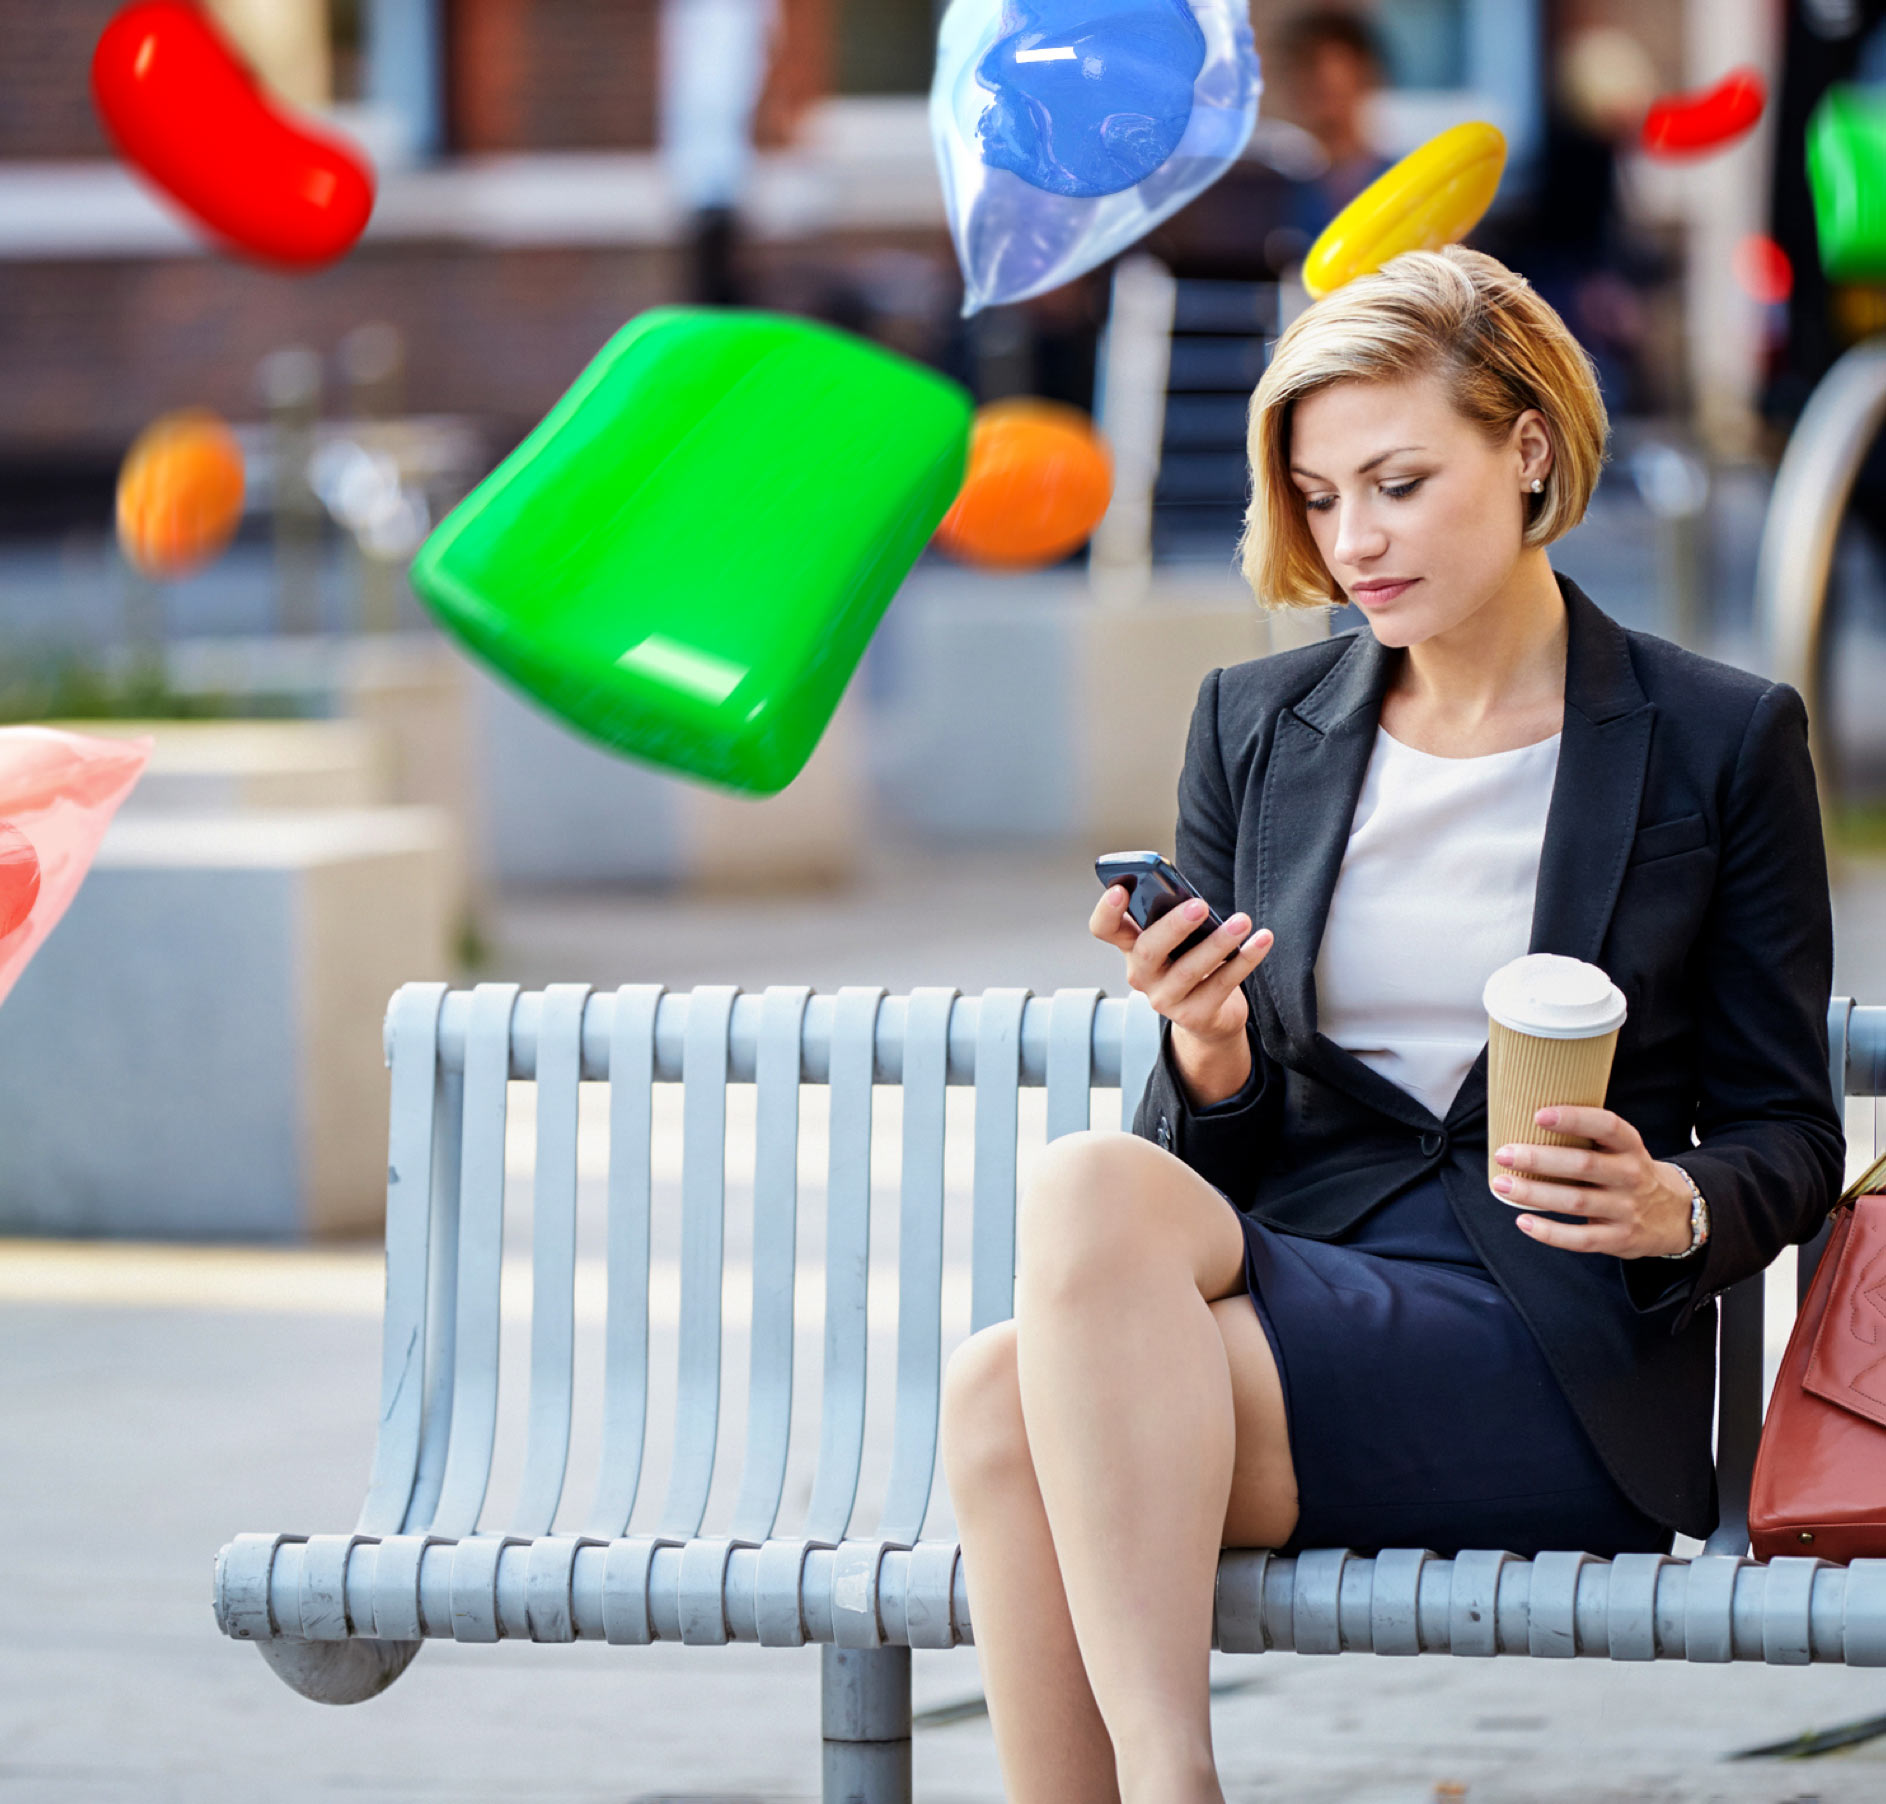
[5,839,1886,1800]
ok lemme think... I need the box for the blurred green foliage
[1834,800,1886,860]
[0,653,304,724]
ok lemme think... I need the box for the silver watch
[1658,1165,1710,1259]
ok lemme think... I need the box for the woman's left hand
[1492,1105,1696,1259]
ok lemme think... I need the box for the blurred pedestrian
[1270,8,1393,242]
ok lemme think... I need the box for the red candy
[91,2,375,269]
[1641,67,1767,160]
[0,823,38,942]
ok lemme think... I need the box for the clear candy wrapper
[932,0,1260,314]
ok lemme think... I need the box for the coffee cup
[1481,953,1628,1204]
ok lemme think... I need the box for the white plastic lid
[1482,953,1627,1039]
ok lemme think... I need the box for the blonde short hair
[1241,245,1608,609]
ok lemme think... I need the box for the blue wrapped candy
[933,0,1260,313]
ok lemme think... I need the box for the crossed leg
[939,1129,1300,1804]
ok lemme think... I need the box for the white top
[1313,724,1562,1120]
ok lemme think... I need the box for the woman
[938,246,1845,1802]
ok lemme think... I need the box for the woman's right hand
[1089,885,1274,1051]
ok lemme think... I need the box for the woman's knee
[1016,1129,1167,1289]
[940,1321,1031,1493]
[1017,1128,1233,1300]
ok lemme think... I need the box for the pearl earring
[1529,478,1545,494]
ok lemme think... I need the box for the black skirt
[1232,1170,1674,1559]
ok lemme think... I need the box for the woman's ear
[1514,409,1554,488]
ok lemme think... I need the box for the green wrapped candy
[410,308,972,794]
[1809,86,1886,282]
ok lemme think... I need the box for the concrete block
[472,668,864,890]
[0,809,453,1241]
[159,634,481,918]
[870,566,1316,847]
[65,719,391,813]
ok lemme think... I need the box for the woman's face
[1286,370,1553,647]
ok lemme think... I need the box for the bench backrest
[361,983,1881,1555]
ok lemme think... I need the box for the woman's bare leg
[1013,1130,1298,1803]
[942,1320,1121,1801]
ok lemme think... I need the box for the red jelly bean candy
[91,2,375,269]
[0,822,40,943]
[1641,67,1767,160]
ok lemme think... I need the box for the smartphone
[1094,850,1231,961]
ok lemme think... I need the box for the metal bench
[214,982,1886,1800]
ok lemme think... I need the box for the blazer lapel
[1527,577,1655,963]
[1254,624,1396,1054]
[1257,576,1654,1136]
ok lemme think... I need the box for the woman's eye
[1383,478,1424,500]
[1303,493,1337,513]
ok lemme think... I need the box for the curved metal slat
[1117,992,1162,1130]
[510,984,591,1537]
[357,983,448,1537]
[879,988,959,1545]
[658,986,741,1539]
[583,985,664,1538]
[970,990,1028,1333]
[427,983,521,1541]
[1045,988,1101,1142]
[402,1061,463,1535]
[803,986,885,1545]
[731,986,813,1543]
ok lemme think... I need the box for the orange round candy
[934,399,1113,570]
[115,408,246,578]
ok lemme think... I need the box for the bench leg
[821,1645,911,1804]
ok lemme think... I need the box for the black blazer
[1131,575,1845,1539]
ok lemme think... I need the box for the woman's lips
[1351,579,1419,606]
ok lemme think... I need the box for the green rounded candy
[410,308,973,794]
[1809,86,1886,283]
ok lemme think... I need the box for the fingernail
[1517,1215,1536,1233]
[1537,1107,1559,1127]
[1241,930,1266,954]
[1495,1147,1515,1165]
[1226,914,1250,934]
[1493,1176,1514,1194]
[1183,899,1207,920]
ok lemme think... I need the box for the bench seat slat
[730,986,813,1544]
[659,985,741,1540]
[511,984,590,1538]
[357,982,449,1539]
[970,990,1028,1333]
[583,985,663,1540]
[427,983,520,1541]
[879,988,958,1547]
[803,987,885,1546]
[1045,989,1101,1143]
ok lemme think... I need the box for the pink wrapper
[0,726,151,1009]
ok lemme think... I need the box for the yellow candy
[1302,122,1508,300]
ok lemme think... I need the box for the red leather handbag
[1750,1149,1886,1562]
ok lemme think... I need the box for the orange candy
[115,408,246,577]
[934,399,1113,570]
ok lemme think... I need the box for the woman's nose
[1333,503,1388,568]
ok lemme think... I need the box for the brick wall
[448,0,662,151]
[0,0,119,159]
[0,243,682,458]
[0,223,956,464]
